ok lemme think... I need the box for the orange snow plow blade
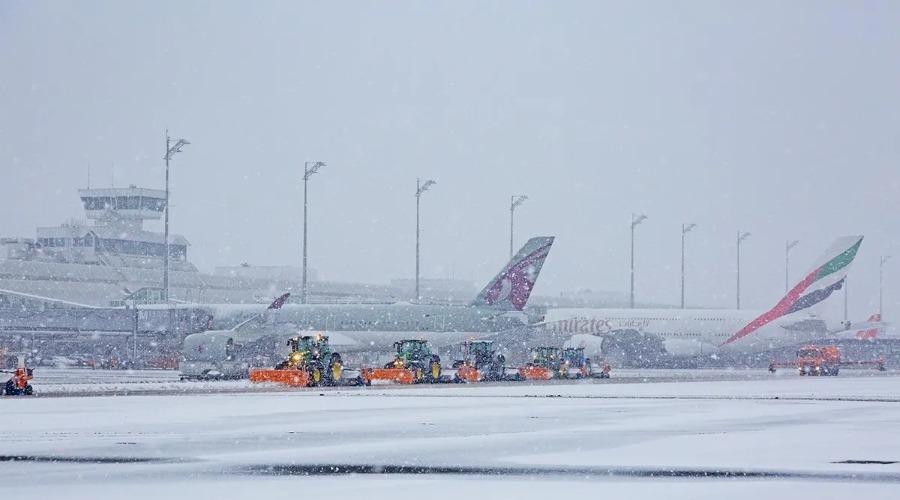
[518,365,554,380]
[360,367,416,385]
[455,365,481,383]
[249,368,310,387]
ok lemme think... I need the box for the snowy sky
[2,1,899,316]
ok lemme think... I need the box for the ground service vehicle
[249,335,343,387]
[560,347,610,379]
[452,340,508,382]
[3,358,34,396]
[518,346,563,380]
[769,345,885,376]
[360,339,442,384]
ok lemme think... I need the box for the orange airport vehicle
[3,358,34,396]
[769,344,885,376]
[360,339,442,385]
[250,335,344,387]
[518,346,562,380]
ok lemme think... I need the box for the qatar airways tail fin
[724,235,863,345]
[472,236,554,311]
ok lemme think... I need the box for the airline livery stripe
[813,239,862,281]
[722,236,861,346]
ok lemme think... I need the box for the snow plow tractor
[360,339,442,385]
[518,346,563,380]
[249,335,345,387]
[769,345,885,376]
[3,358,34,396]
[452,340,509,382]
[560,347,610,379]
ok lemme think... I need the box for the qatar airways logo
[544,317,651,334]
[485,245,548,310]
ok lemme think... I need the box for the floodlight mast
[681,223,697,309]
[415,178,436,302]
[301,161,326,304]
[629,213,647,308]
[163,131,189,336]
[736,231,751,309]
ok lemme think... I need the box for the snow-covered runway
[3,372,900,499]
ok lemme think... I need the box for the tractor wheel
[329,361,343,384]
[24,385,34,396]
[409,364,424,383]
[4,379,14,395]
[429,361,441,382]
[308,362,324,386]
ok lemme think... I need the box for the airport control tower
[2,185,193,270]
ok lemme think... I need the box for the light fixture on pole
[415,178,436,302]
[736,231,751,309]
[681,223,696,309]
[510,195,528,258]
[301,160,326,304]
[163,131,189,335]
[785,240,800,293]
[630,213,647,309]
[880,255,891,316]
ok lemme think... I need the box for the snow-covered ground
[3,370,900,499]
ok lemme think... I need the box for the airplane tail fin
[857,313,881,340]
[230,292,291,332]
[723,235,863,345]
[471,236,554,311]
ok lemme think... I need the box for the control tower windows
[141,197,166,212]
[117,196,141,210]
[82,197,114,210]
[96,238,186,260]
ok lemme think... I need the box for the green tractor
[532,346,563,371]
[451,340,508,382]
[386,339,442,383]
[275,335,343,386]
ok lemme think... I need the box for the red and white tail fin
[723,236,863,345]
[856,313,881,340]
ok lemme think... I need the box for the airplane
[179,236,554,379]
[541,236,875,363]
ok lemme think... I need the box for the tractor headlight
[290,352,303,364]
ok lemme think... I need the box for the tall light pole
[880,255,891,316]
[415,178,436,302]
[510,195,528,258]
[163,131,189,335]
[681,223,696,309]
[301,161,326,304]
[785,240,799,293]
[736,231,751,309]
[844,276,849,322]
[630,213,647,308]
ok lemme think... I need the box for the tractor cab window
[399,342,429,359]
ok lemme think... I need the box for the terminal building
[0,185,408,364]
